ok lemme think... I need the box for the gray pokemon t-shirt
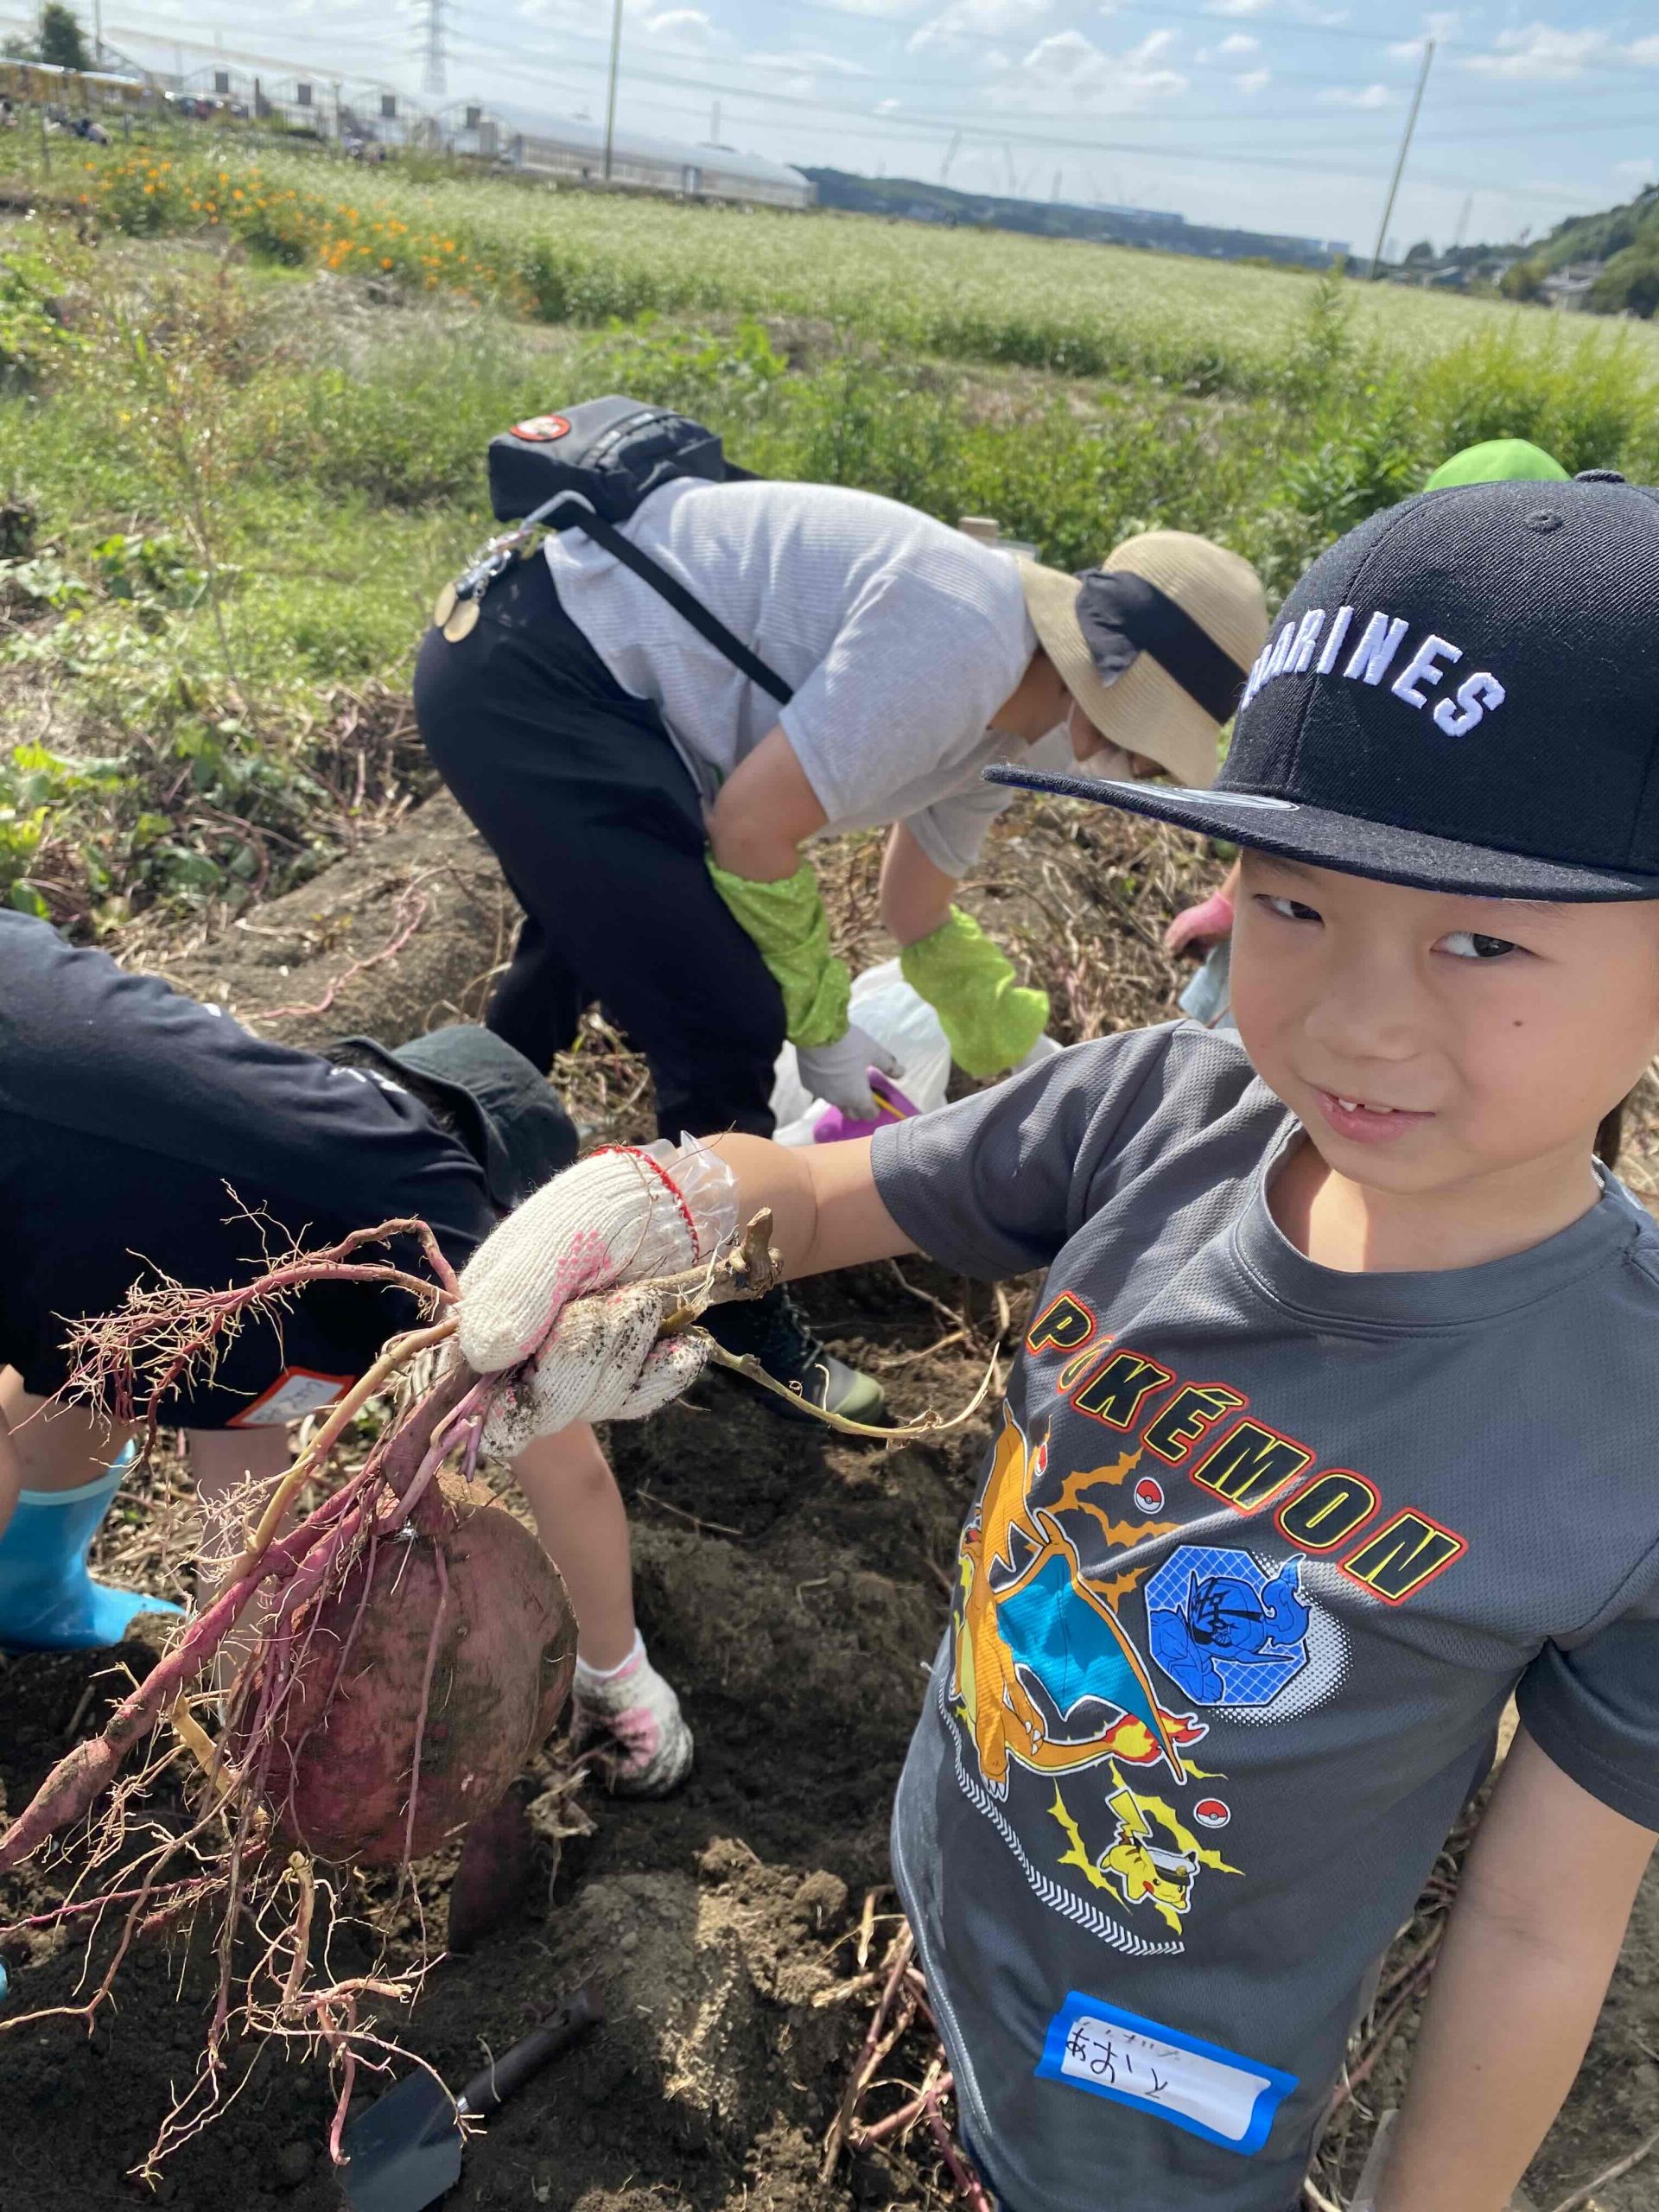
[872,1022,1659,2212]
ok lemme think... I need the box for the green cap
[1423,438,1570,491]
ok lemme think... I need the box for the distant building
[456,114,812,209]
[1541,263,1604,311]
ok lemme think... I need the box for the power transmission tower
[421,0,446,98]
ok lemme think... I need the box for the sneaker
[571,1637,694,1797]
[703,1285,887,1425]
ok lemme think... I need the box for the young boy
[454,471,1659,2209]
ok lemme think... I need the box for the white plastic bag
[771,959,952,1146]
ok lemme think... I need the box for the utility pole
[1368,37,1434,280]
[421,0,446,99]
[92,0,102,67]
[602,0,623,183]
[939,129,959,185]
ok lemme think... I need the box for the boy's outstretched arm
[1375,1727,1656,2212]
[709,1135,916,1279]
[454,1135,917,1444]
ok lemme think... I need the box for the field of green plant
[49,131,1659,399]
[0,126,1656,942]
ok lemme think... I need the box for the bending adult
[415,476,1268,1414]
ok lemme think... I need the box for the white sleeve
[779,574,1022,825]
[904,783,1014,880]
[906,721,1076,879]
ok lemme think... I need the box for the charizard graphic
[955,1411,1200,1789]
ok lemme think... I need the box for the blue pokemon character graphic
[1147,1546,1310,1709]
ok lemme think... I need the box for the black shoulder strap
[543,496,793,708]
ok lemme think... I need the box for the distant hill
[799,167,1349,273]
[1499,182,1659,317]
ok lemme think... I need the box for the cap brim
[985,764,1659,902]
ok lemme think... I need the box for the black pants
[414,557,785,1140]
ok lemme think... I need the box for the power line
[94,10,1613,216]
[428,24,1616,194]
[435,3,1659,120]
[435,35,1601,207]
[760,0,1659,78]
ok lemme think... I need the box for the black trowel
[339,1986,601,2212]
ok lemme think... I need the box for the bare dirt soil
[3,804,1657,2212]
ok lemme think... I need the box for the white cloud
[908,0,1051,53]
[998,24,1187,109]
[1317,80,1395,106]
[1204,0,1268,14]
[1615,156,1657,190]
[874,95,902,111]
[1236,65,1271,91]
[1460,22,1614,79]
[645,8,715,41]
[804,0,930,14]
[1217,32,1260,54]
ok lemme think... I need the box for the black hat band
[1075,569,1249,727]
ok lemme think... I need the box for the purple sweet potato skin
[256,1470,577,1866]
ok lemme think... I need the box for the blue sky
[74,2,1659,253]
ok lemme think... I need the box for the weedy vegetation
[0,132,1653,947]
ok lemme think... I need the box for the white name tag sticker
[1037,1992,1296,2155]
[226,1368,355,1429]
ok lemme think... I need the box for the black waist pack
[480,396,789,703]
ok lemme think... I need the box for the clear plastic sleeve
[642,1135,740,1262]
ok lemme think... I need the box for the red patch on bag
[1133,1476,1166,1514]
[227,1367,356,1428]
[511,413,571,442]
[1193,1799,1231,1828]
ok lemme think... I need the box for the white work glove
[795,1024,899,1119]
[457,1144,724,1450]
[477,1281,709,1458]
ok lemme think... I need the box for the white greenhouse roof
[512,113,807,189]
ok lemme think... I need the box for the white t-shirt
[543,477,1073,879]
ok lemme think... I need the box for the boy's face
[1230,851,1659,1198]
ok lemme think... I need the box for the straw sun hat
[1020,532,1269,791]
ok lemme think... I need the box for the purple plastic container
[811,1067,921,1144]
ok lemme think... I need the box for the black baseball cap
[334,1025,577,1211]
[987,472,1659,900]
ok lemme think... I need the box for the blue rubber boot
[0,1449,185,1650]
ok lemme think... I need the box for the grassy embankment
[0,128,1653,935]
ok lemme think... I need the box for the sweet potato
[250,1467,576,1866]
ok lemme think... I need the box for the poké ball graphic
[1193,1798,1231,1829]
[1133,1475,1166,1514]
